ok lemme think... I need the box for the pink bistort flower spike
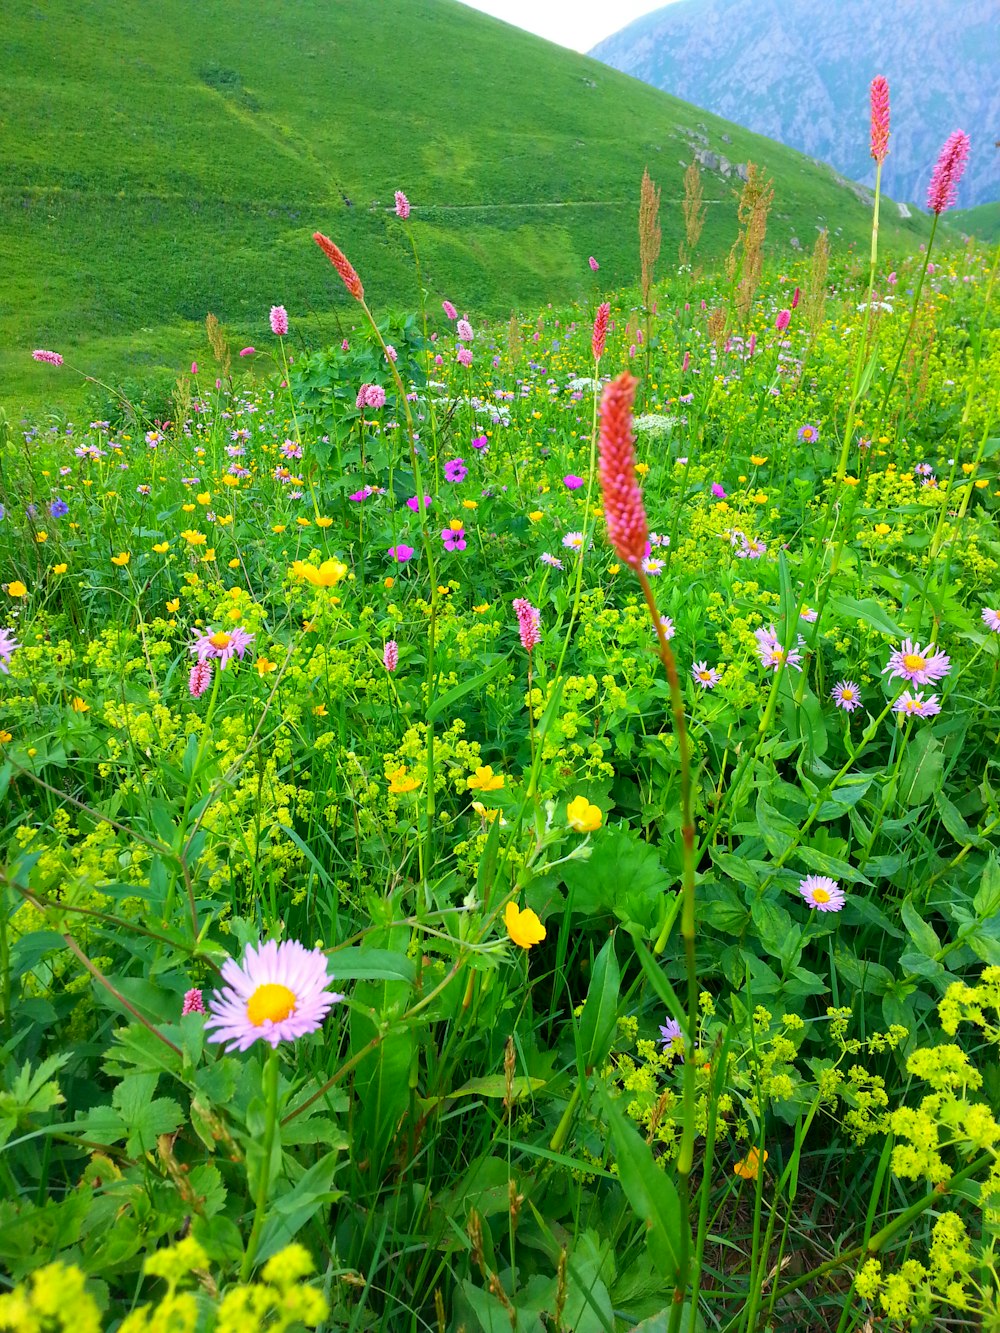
[926,131,971,215]
[394,190,410,219]
[775,309,790,333]
[442,300,458,320]
[870,76,890,164]
[592,302,610,361]
[189,660,213,699]
[598,372,648,569]
[269,305,289,336]
[32,349,63,366]
[588,255,600,271]
[182,988,206,1015]
[383,640,399,672]
[512,598,541,654]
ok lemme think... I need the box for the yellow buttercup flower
[874,523,891,536]
[273,524,287,533]
[750,455,768,466]
[70,697,90,713]
[36,531,48,543]
[166,598,180,613]
[528,510,544,523]
[290,558,348,588]
[182,503,196,513]
[734,1147,768,1180]
[0,730,12,743]
[566,795,603,834]
[504,901,546,949]
[153,542,170,553]
[468,765,504,792]
[387,765,421,795]
[312,704,328,717]
[196,491,211,505]
[52,563,68,575]
[257,657,278,676]
[181,530,207,546]
[222,474,239,487]
[111,552,130,566]
[315,516,334,528]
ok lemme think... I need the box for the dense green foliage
[2,0,927,415]
[1,191,998,1330]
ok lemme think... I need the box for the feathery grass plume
[680,159,706,265]
[870,76,890,164]
[173,371,192,427]
[926,130,971,214]
[592,301,610,361]
[707,306,726,352]
[312,232,365,301]
[639,168,661,309]
[726,163,774,321]
[205,312,231,377]
[598,372,647,568]
[804,228,830,340]
[507,312,523,365]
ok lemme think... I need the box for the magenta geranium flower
[798,875,845,912]
[883,639,950,687]
[205,939,344,1052]
[406,495,432,512]
[441,524,466,551]
[190,626,255,670]
[563,474,584,490]
[388,544,416,563]
[444,458,467,483]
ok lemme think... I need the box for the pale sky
[453,0,676,53]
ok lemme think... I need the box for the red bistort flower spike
[592,302,610,361]
[926,130,971,214]
[598,372,648,568]
[870,76,890,165]
[313,232,365,301]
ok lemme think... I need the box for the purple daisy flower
[893,691,942,718]
[205,939,344,1052]
[754,624,803,672]
[797,424,819,443]
[831,680,862,712]
[882,639,951,687]
[659,1017,685,1059]
[798,875,845,912]
[0,627,20,674]
[982,607,1000,633]
[189,626,254,670]
[691,661,721,690]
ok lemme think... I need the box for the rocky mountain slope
[592,0,999,208]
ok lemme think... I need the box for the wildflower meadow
[1,83,999,1333]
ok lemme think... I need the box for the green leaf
[578,935,621,1071]
[898,729,944,807]
[755,794,798,858]
[256,1151,344,1262]
[596,1084,688,1285]
[900,898,941,957]
[973,856,1000,919]
[829,595,904,639]
[798,846,872,884]
[934,790,986,848]
[561,824,665,926]
[447,1075,546,1101]
[325,947,415,984]
[426,655,511,724]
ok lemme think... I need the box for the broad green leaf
[898,729,943,807]
[256,1151,344,1261]
[829,595,904,639]
[325,947,415,984]
[900,898,941,957]
[934,790,986,848]
[597,1084,688,1285]
[973,855,1000,919]
[798,846,872,884]
[756,794,798,858]
[426,655,511,724]
[578,935,621,1071]
[447,1075,546,1101]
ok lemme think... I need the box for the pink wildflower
[893,691,942,718]
[681,351,690,373]
[691,661,721,690]
[588,256,600,271]
[457,319,474,342]
[598,372,648,569]
[926,131,971,214]
[383,640,399,672]
[798,875,845,912]
[182,988,206,1015]
[269,305,289,336]
[456,347,473,367]
[870,76,890,164]
[512,598,541,653]
[32,350,63,366]
[754,624,803,673]
[883,639,950,687]
[775,309,791,333]
[205,939,344,1053]
[189,660,213,699]
[190,626,255,670]
[442,300,458,320]
[831,680,862,712]
[239,347,256,357]
[982,607,1000,633]
[394,190,410,219]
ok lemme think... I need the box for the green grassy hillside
[2,0,927,414]
[951,201,1000,244]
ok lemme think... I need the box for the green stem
[241,1045,280,1281]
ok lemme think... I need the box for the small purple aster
[691,661,721,690]
[189,626,254,670]
[893,691,942,718]
[754,624,803,672]
[798,875,845,912]
[205,939,344,1052]
[0,627,20,674]
[883,639,950,687]
[797,424,819,443]
[831,680,862,712]
[982,607,1000,634]
[659,1018,685,1059]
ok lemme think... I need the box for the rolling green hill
[2,0,928,415]
[952,202,1000,245]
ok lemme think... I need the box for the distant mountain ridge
[591,0,999,209]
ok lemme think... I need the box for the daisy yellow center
[698,671,711,681]
[246,983,297,1026]
[840,688,855,700]
[773,649,785,662]
[209,631,232,649]
[903,653,926,671]
[812,887,831,904]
